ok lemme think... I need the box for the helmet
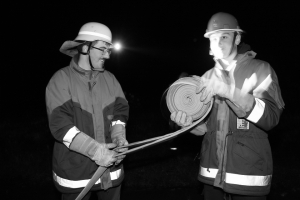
[204,12,243,38]
[60,22,113,57]
[75,22,112,44]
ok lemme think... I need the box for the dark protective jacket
[198,50,284,196]
[46,58,129,193]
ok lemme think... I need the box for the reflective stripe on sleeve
[63,126,81,148]
[112,120,126,127]
[225,173,272,186]
[247,98,265,123]
[53,169,121,188]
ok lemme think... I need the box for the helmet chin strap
[78,41,103,71]
[228,32,238,57]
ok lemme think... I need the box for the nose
[103,52,110,59]
[218,39,223,47]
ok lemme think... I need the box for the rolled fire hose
[75,77,213,200]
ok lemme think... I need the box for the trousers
[203,184,266,200]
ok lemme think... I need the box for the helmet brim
[60,39,113,57]
[59,40,85,57]
[204,29,243,38]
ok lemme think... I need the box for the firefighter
[46,22,129,200]
[171,12,284,200]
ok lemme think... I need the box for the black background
[3,0,298,111]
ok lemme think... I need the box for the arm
[227,66,284,131]
[196,63,284,131]
[110,78,129,164]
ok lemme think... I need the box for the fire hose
[75,77,212,200]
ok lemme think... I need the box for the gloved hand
[193,74,230,105]
[193,70,255,117]
[69,132,117,167]
[112,136,128,165]
[170,110,193,127]
[91,143,117,167]
[190,122,207,136]
[111,124,128,165]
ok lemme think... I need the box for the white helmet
[60,22,113,57]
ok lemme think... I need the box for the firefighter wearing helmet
[46,22,129,199]
[171,12,284,199]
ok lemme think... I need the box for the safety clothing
[46,57,129,193]
[170,111,193,127]
[204,12,243,38]
[190,122,207,136]
[197,49,284,196]
[194,75,231,104]
[60,22,113,57]
[194,70,255,118]
[75,22,112,44]
[111,124,128,165]
[69,132,117,167]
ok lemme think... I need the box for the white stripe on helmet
[79,31,111,41]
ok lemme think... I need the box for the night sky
[3,1,298,127]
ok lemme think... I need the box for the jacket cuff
[246,98,265,123]
[63,126,81,148]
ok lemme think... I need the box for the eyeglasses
[91,46,112,55]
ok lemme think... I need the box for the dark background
[3,0,300,199]
[3,0,298,108]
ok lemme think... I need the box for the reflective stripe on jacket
[53,169,121,188]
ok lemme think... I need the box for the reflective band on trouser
[200,166,272,186]
[53,169,121,188]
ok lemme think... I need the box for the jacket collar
[214,50,257,72]
[70,56,100,80]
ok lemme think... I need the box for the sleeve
[111,76,129,126]
[243,63,284,131]
[45,70,80,147]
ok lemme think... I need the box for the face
[89,41,111,71]
[209,31,237,60]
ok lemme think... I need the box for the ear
[235,34,241,45]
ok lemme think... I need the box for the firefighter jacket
[46,58,129,193]
[198,51,284,196]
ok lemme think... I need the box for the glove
[69,132,117,167]
[190,122,207,136]
[193,72,255,117]
[193,74,230,105]
[170,110,193,127]
[111,124,128,165]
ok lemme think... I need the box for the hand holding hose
[170,111,193,127]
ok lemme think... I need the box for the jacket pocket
[59,151,85,171]
[233,140,265,171]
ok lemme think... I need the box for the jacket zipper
[88,82,94,114]
[220,131,233,184]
